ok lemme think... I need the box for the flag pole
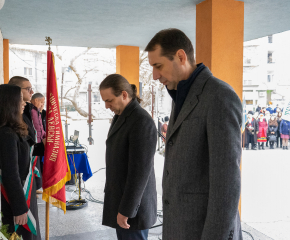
[46,202,50,240]
[45,36,52,240]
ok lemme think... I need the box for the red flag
[42,51,71,213]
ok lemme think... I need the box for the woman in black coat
[0,85,41,239]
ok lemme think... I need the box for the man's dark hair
[0,84,28,137]
[32,93,44,101]
[145,28,195,67]
[99,74,142,103]
[8,76,29,87]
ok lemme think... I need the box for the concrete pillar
[3,39,9,84]
[196,0,244,218]
[196,0,244,101]
[116,45,139,94]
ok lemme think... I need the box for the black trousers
[246,134,255,148]
[116,229,149,240]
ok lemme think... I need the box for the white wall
[0,29,3,84]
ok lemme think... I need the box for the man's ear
[176,49,187,65]
[122,91,129,100]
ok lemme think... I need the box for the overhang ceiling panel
[0,0,289,48]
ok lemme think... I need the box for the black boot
[283,146,285,150]
[287,146,289,150]
[262,143,265,150]
[280,139,283,148]
[258,144,261,150]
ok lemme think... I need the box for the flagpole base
[66,199,88,210]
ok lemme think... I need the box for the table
[66,153,93,182]
[42,153,92,182]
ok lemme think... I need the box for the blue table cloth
[43,153,92,181]
[67,153,92,181]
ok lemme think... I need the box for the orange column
[196,0,244,218]
[196,0,244,101]
[3,39,9,84]
[116,45,139,94]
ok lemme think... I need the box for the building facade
[243,31,290,112]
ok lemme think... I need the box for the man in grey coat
[146,29,243,240]
[100,74,157,240]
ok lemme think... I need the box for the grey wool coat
[102,99,157,230]
[162,67,243,240]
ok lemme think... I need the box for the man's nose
[105,102,110,109]
[152,68,161,81]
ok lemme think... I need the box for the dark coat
[102,99,157,230]
[23,103,44,189]
[0,126,41,239]
[41,109,46,132]
[23,103,45,156]
[245,118,258,144]
[163,67,242,240]
[268,125,278,135]
[280,120,290,135]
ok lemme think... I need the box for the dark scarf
[167,63,205,121]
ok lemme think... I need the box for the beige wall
[0,29,3,84]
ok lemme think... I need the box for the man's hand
[117,212,130,229]
[42,138,46,146]
[14,213,27,225]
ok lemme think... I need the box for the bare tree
[139,51,164,110]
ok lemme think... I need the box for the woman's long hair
[269,117,278,127]
[0,85,28,137]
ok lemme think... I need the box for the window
[24,67,33,76]
[267,72,274,83]
[268,35,273,43]
[246,100,253,105]
[268,52,273,63]
[93,92,100,103]
[243,80,252,85]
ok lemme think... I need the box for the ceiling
[0,0,289,48]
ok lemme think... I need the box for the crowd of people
[0,77,46,239]
[244,104,290,150]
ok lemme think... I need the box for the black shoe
[287,146,289,150]
[283,146,285,150]
[280,146,283,148]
